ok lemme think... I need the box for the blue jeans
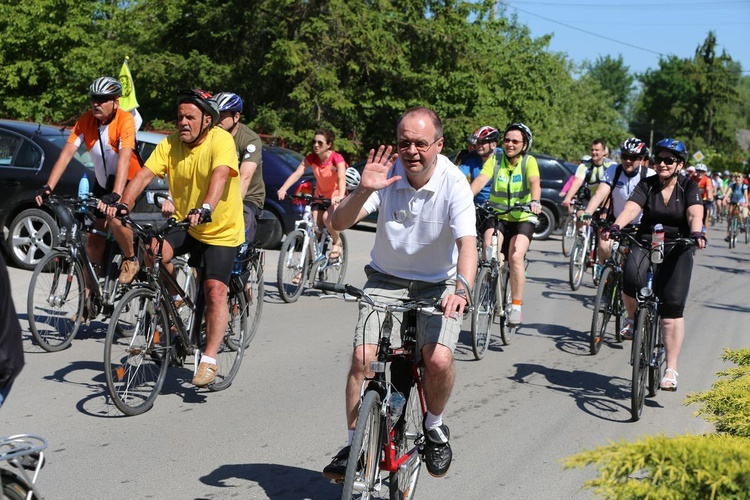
[0,383,12,408]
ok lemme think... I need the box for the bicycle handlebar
[476,202,533,218]
[288,193,332,208]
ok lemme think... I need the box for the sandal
[292,272,302,285]
[329,244,343,260]
[660,368,679,391]
[620,318,634,340]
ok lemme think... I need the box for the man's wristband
[455,288,467,298]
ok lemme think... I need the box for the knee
[204,281,228,307]
[422,344,453,374]
[350,346,375,373]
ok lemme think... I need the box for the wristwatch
[201,203,212,212]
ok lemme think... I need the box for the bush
[564,348,750,498]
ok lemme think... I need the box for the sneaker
[508,306,522,325]
[620,319,634,340]
[423,424,452,477]
[192,362,217,387]
[71,304,90,325]
[119,258,140,284]
[322,445,350,481]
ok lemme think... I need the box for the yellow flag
[118,57,139,111]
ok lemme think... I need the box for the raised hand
[359,146,400,192]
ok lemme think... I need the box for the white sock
[200,355,216,365]
[347,429,354,445]
[424,411,443,431]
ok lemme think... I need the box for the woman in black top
[605,138,706,391]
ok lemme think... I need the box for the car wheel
[257,209,284,249]
[533,204,555,241]
[7,208,60,270]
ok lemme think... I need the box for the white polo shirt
[363,154,476,282]
[601,164,656,222]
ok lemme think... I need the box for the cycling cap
[504,122,533,153]
[345,167,361,192]
[177,89,220,124]
[695,163,708,172]
[214,92,243,114]
[474,126,500,144]
[89,76,122,97]
[620,137,648,157]
[653,138,688,163]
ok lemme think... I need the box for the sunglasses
[90,95,115,104]
[654,156,679,166]
[312,140,326,146]
[621,153,643,161]
[503,138,522,145]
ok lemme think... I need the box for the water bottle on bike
[651,224,664,264]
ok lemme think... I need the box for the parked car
[134,132,313,249]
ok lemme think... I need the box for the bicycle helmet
[345,167,361,192]
[466,132,478,145]
[504,122,533,153]
[89,76,122,97]
[620,137,648,157]
[652,138,688,163]
[474,126,500,144]
[695,163,708,172]
[176,89,220,125]
[580,154,592,163]
[214,92,243,114]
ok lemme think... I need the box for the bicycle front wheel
[1,470,32,500]
[27,249,85,352]
[470,266,495,359]
[244,255,264,346]
[568,238,585,291]
[647,317,664,397]
[208,284,246,392]
[277,230,308,303]
[104,287,170,416]
[319,232,348,287]
[389,381,424,500]
[630,309,649,421]
[500,269,516,345]
[589,266,615,355]
[561,215,575,257]
[343,390,383,499]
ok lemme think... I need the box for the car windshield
[269,147,304,168]
[41,129,94,168]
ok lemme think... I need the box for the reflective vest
[489,152,534,222]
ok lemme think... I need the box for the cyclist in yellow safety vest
[470,122,541,325]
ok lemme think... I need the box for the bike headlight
[639,287,653,298]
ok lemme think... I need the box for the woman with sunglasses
[277,129,347,261]
[603,138,706,391]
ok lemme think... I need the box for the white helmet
[345,167,361,192]
[695,163,708,172]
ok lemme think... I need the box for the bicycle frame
[0,434,47,500]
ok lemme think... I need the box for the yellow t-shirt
[146,127,244,246]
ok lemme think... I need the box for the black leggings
[623,243,694,319]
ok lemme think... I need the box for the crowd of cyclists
[18,76,749,490]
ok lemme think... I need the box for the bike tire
[27,249,85,352]
[277,230,308,303]
[500,269,516,345]
[568,238,585,291]
[470,266,495,359]
[561,215,575,257]
[389,381,423,500]
[745,219,749,244]
[343,390,383,499]
[319,231,348,288]
[648,318,665,397]
[1,469,33,500]
[630,310,649,421]
[589,266,614,355]
[207,286,246,392]
[244,256,264,347]
[104,287,170,416]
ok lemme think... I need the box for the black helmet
[176,89,220,125]
[473,126,500,144]
[620,137,648,157]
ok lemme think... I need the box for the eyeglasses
[90,95,115,104]
[621,153,643,162]
[396,137,441,153]
[312,140,326,146]
[654,156,679,166]
[503,138,522,146]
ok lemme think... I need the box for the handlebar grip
[313,281,348,294]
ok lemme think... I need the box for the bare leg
[661,317,684,373]
[323,205,341,248]
[107,215,136,259]
[202,279,228,359]
[507,234,530,302]
[421,343,455,416]
[346,344,378,429]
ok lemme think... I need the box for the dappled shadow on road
[508,363,655,422]
[200,462,341,499]
[703,301,750,314]
[524,321,627,356]
[698,263,749,275]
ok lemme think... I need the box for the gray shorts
[353,266,461,355]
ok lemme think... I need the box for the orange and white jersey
[67,108,140,189]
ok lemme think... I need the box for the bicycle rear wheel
[630,309,649,421]
[389,381,424,500]
[500,268,516,345]
[648,317,665,397]
[343,390,383,499]
[244,255,264,347]
[1,469,31,500]
[561,215,575,257]
[104,287,170,416]
[589,266,614,355]
[207,286,246,392]
[470,266,495,359]
[27,249,84,352]
[277,230,308,303]
[319,232,348,287]
[568,237,585,290]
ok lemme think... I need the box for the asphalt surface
[1,223,748,499]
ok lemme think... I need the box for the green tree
[584,54,634,115]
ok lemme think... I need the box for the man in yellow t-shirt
[120,89,243,388]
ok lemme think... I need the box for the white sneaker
[508,306,522,325]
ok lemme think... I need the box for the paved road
[2,224,748,499]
